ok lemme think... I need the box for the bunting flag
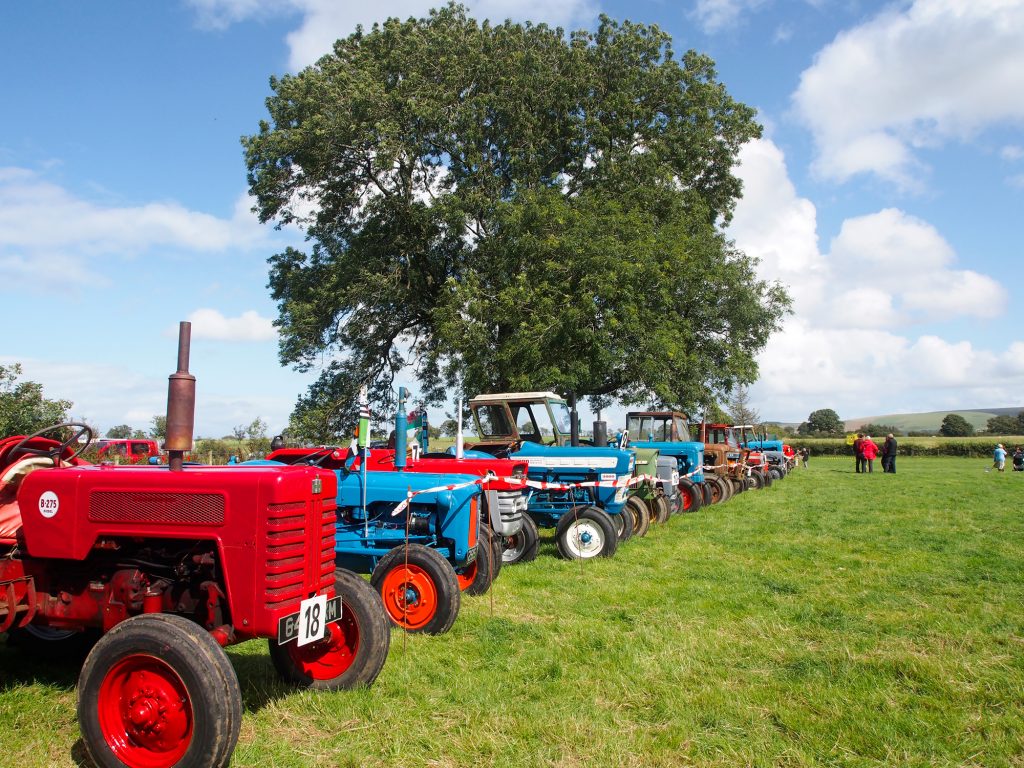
[357,386,370,450]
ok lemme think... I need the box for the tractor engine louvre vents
[89,491,225,525]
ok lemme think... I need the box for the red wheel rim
[681,489,692,510]
[285,609,359,680]
[380,563,438,630]
[456,559,478,591]
[97,654,192,768]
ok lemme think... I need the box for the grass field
[3,457,1024,767]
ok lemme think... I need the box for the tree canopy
[798,408,844,436]
[0,363,72,437]
[244,4,789,438]
[940,413,975,437]
[984,414,1023,435]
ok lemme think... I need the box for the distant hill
[843,408,1024,433]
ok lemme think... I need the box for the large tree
[798,408,843,436]
[940,413,974,437]
[245,5,789,438]
[0,363,72,437]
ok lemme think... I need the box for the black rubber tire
[626,495,651,537]
[6,625,100,662]
[609,502,635,542]
[768,467,782,481]
[268,568,390,690]
[643,494,669,525]
[678,478,703,514]
[748,470,764,490]
[760,468,773,487]
[700,481,713,506]
[370,543,461,635]
[555,505,618,560]
[78,613,241,768]
[502,514,540,564]
[458,525,501,597]
[709,475,730,503]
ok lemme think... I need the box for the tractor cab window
[474,405,514,438]
[626,416,650,442]
[548,400,572,442]
[510,404,542,443]
[674,417,690,441]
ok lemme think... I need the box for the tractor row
[0,324,795,767]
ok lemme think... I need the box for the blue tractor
[258,390,490,635]
[624,411,709,511]
[464,392,639,562]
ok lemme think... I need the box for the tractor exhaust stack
[164,321,196,472]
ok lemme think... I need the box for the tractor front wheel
[748,470,764,490]
[678,478,703,514]
[78,613,241,768]
[457,525,502,596]
[626,495,651,538]
[700,481,713,506]
[269,567,390,690]
[609,504,635,542]
[371,543,460,635]
[555,506,618,560]
[502,515,540,564]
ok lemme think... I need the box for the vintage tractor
[625,411,708,512]
[263,389,490,634]
[465,392,641,561]
[698,422,767,501]
[0,323,390,768]
[742,431,795,479]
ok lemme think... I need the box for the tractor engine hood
[511,442,634,476]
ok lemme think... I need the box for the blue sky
[3,0,1022,437]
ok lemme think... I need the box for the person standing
[993,443,1007,472]
[862,435,879,473]
[882,433,898,473]
[853,433,865,473]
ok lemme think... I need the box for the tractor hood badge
[312,477,322,495]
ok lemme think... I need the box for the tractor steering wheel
[11,422,94,465]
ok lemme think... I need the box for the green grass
[3,457,1024,766]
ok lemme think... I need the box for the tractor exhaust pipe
[164,321,196,472]
[568,392,579,447]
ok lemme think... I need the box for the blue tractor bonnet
[511,440,634,476]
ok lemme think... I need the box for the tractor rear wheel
[555,506,618,560]
[78,613,241,768]
[678,478,703,514]
[457,525,502,596]
[626,495,651,537]
[503,515,540,564]
[269,568,390,690]
[6,624,100,662]
[371,543,460,635]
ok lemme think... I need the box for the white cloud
[0,167,274,293]
[730,137,1018,421]
[176,309,277,342]
[1001,145,1024,161]
[793,0,1024,185]
[188,0,598,70]
[692,0,769,33]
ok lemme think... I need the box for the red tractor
[0,323,390,768]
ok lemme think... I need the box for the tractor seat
[0,457,62,544]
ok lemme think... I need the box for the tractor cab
[468,391,573,453]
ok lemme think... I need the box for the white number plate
[277,595,343,646]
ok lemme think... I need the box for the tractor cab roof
[470,392,563,404]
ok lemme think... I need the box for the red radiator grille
[90,491,224,525]
[263,498,335,610]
